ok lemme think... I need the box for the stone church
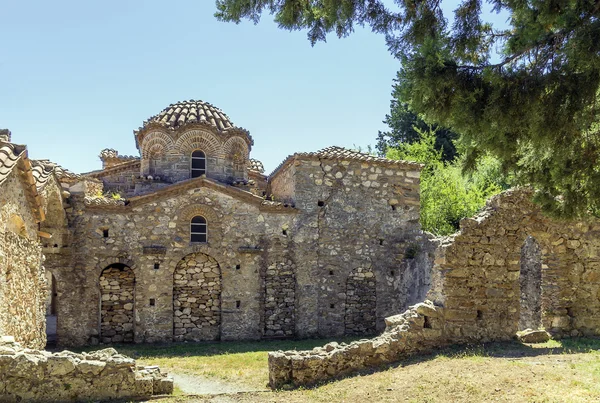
[1,99,431,348]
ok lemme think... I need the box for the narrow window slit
[149,298,156,307]
[103,229,109,238]
[317,200,325,207]
[236,300,241,309]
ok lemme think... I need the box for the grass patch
[75,337,600,402]
[77,337,359,389]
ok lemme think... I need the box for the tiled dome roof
[141,99,235,132]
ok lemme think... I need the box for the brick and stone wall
[100,265,135,343]
[0,336,173,401]
[173,253,221,341]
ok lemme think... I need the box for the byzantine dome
[140,99,235,132]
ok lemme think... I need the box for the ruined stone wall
[0,171,46,349]
[0,336,173,401]
[267,189,600,388]
[47,184,296,347]
[286,157,431,338]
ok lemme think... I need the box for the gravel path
[171,373,267,396]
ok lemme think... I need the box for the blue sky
[0,1,508,174]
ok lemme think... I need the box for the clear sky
[0,1,508,175]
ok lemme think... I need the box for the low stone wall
[0,336,173,401]
[268,300,445,388]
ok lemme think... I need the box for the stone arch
[173,252,221,341]
[345,267,377,335]
[141,132,174,158]
[99,263,135,343]
[175,130,222,157]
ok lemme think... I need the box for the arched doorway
[173,253,221,341]
[345,267,377,335]
[45,271,58,347]
[99,263,135,343]
[519,236,543,330]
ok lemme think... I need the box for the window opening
[190,216,207,243]
[103,229,109,238]
[191,150,206,178]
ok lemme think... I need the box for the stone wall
[100,265,135,343]
[0,336,173,401]
[0,171,47,349]
[264,260,295,338]
[267,189,600,388]
[173,253,221,341]
[345,267,377,335]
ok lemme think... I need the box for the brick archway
[173,252,221,341]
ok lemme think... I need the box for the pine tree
[216,0,600,217]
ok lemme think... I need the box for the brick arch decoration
[176,204,222,245]
[223,136,249,163]
[99,263,135,344]
[141,131,175,158]
[345,266,377,335]
[175,130,222,157]
[173,252,221,341]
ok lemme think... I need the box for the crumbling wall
[0,336,173,401]
[268,189,600,388]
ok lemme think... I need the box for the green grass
[76,337,600,402]
[77,337,359,389]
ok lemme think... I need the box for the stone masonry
[100,265,136,343]
[264,261,296,337]
[0,336,172,401]
[345,267,377,335]
[267,188,600,388]
[173,253,221,341]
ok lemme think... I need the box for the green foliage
[388,129,508,235]
[216,0,600,217]
[377,77,459,162]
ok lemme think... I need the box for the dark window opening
[154,263,160,270]
[191,150,206,178]
[53,244,58,248]
[329,270,334,276]
[236,300,241,309]
[317,200,325,207]
[149,298,156,307]
[330,303,335,309]
[282,229,287,236]
[477,310,483,320]
[379,239,384,246]
[103,229,109,238]
[190,215,207,243]
[391,204,397,211]
[235,264,241,270]
[423,316,432,329]
[390,270,395,276]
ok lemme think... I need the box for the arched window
[191,150,206,178]
[190,216,207,243]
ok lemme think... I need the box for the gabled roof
[0,142,26,186]
[0,141,45,222]
[269,146,424,178]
